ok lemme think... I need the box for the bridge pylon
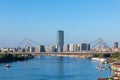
[90,38,110,53]
[17,38,39,53]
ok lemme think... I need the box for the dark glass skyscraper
[57,30,64,52]
[114,42,119,48]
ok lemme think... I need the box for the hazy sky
[0,0,120,47]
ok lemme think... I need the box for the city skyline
[0,0,120,46]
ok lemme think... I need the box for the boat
[6,64,10,68]
[96,66,105,70]
[96,65,111,71]
[105,66,112,70]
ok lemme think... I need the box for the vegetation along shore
[0,52,34,63]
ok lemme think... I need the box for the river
[0,56,112,80]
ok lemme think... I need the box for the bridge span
[34,52,114,54]
[4,52,114,58]
[0,52,114,54]
[0,52,115,58]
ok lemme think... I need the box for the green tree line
[0,53,34,63]
[93,52,120,59]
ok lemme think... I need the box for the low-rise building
[111,63,120,80]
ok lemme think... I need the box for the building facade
[57,30,64,52]
[80,43,90,52]
[30,47,35,53]
[69,44,77,52]
[114,42,119,48]
[63,44,69,52]
[35,45,45,52]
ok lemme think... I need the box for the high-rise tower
[57,30,64,52]
[114,42,119,48]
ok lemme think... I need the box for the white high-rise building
[45,45,51,52]
[69,44,77,52]
[63,44,69,52]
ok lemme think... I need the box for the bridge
[30,52,114,58]
[2,51,113,59]
[6,51,114,54]
[0,38,116,58]
[16,38,114,53]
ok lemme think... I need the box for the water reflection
[57,57,64,77]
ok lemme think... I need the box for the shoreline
[0,53,34,63]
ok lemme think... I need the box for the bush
[111,52,120,59]
[93,54,100,57]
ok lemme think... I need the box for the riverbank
[0,53,34,63]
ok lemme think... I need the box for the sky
[0,0,120,47]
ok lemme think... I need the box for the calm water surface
[0,56,112,80]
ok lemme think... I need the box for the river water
[0,56,112,80]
